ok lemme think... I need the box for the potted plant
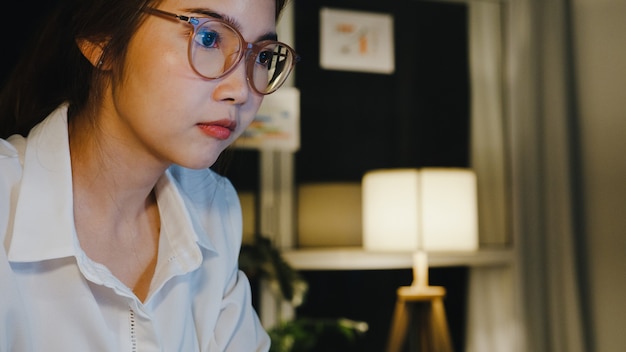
[239,234,368,352]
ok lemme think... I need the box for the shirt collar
[7,105,217,263]
[8,104,77,262]
[156,169,217,254]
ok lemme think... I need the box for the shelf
[281,247,514,271]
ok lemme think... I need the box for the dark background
[226,0,469,191]
[295,267,468,352]
[294,0,469,183]
[1,1,60,87]
[288,2,469,351]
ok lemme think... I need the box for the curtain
[466,0,588,351]
[466,2,521,351]
[507,0,588,351]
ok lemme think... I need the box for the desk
[281,247,513,270]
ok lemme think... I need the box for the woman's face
[102,0,276,169]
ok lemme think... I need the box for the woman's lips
[197,119,237,140]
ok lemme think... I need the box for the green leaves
[239,234,308,306]
[238,233,368,352]
[268,318,368,352]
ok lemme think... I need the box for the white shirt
[0,105,270,351]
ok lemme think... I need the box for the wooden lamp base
[386,251,453,352]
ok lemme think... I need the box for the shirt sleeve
[214,269,271,351]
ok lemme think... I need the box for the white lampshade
[362,167,479,252]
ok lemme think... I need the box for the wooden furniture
[275,247,513,349]
[386,285,453,352]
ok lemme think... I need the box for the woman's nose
[212,59,251,103]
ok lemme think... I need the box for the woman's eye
[257,50,274,67]
[195,29,219,48]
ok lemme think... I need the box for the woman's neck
[69,109,163,302]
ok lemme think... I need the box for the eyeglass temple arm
[143,7,198,25]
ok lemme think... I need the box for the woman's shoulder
[0,135,25,183]
[0,135,24,159]
[0,135,25,249]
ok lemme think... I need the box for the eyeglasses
[144,7,299,95]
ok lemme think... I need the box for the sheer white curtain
[507,0,587,351]
[466,0,587,351]
[466,2,520,351]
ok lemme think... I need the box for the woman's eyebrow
[185,7,278,42]
[258,32,279,42]
[186,8,236,25]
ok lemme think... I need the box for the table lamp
[362,167,479,292]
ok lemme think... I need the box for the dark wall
[288,2,470,351]
[294,0,470,183]
[296,267,468,352]
[225,0,470,190]
[1,1,60,87]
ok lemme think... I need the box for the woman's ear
[76,38,109,69]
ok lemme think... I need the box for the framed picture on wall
[233,87,300,152]
[319,7,395,74]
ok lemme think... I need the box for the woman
[0,0,297,350]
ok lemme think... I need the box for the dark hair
[0,0,289,139]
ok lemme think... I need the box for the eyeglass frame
[143,7,299,95]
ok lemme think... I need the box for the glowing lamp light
[362,167,478,289]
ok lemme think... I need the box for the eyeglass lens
[189,21,295,94]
